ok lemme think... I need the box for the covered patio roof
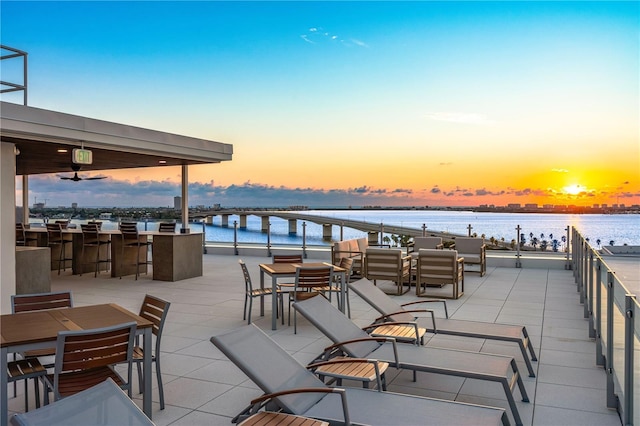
[1,101,233,175]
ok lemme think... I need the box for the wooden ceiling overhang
[1,102,233,175]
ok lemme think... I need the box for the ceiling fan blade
[85,176,107,180]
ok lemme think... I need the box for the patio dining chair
[130,294,170,409]
[210,324,509,426]
[42,322,137,402]
[9,291,74,410]
[272,254,304,291]
[313,257,353,317]
[239,259,285,325]
[289,265,333,333]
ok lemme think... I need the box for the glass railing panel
[611,279,627,414]
[601,277,609,355]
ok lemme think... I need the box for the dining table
[258,262,346,330]
[1,303,154,425]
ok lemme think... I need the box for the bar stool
[80,223,111,277]
[119,222,152,280]
[16,223,37,246]
[158,222,176,232]
[46,223,72,274]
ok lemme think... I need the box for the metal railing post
[267,222,272,257]
[605,271,617,409]
[422,223,426,237]
[565,226,572,270]
[233,220,238,255]
[340,222,344,241]
[515,225,522,268]
[302,221,307,259]
[379,223,384,245]
[202,221,207,254]
[586,251,593,321]
[623,294,635,425]
[595,258,604,365]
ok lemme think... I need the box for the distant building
[174,196,181,209]
[524,203,538,209]
[507,203,521,209]
[33,202,45,209]
[71,202,77,209]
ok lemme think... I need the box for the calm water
[201,210,638,248]
[60,210,638,248]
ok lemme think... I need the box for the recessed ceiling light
[57,149,68,153]
[158,160,167,164]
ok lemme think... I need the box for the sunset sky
[3,1,639,208]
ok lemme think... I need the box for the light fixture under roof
[57,148,68,153]
[158,160,167,164]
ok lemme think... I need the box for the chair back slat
[11,291,73,314]
[273,254,303,264]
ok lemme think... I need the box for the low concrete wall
[15,246,51,294]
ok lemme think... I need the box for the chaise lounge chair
[210,324,510,426]
[349,278,538,377]
[293,296,529,426]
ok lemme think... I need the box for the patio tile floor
[6,253,623,426]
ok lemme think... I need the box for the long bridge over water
[190,209,467,241]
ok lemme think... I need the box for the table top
[1,304,152,348]
[259,262,345,275]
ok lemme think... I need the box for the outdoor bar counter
[23,228,204,281]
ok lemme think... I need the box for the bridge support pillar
[261,216,270,233]
[205,216,214,225]
[221,214,229,228]
[322,224,332,240]
[239,215,247,229]
[288,219,297,235]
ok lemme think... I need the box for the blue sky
[3,1,639,208]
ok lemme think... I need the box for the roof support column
[181,165,189,234]
[22,175,29,224]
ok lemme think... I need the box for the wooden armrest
[248,388,350,425]
[322,336,400,366]
[400,300,449,318]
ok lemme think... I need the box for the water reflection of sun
[563,184,583,195]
